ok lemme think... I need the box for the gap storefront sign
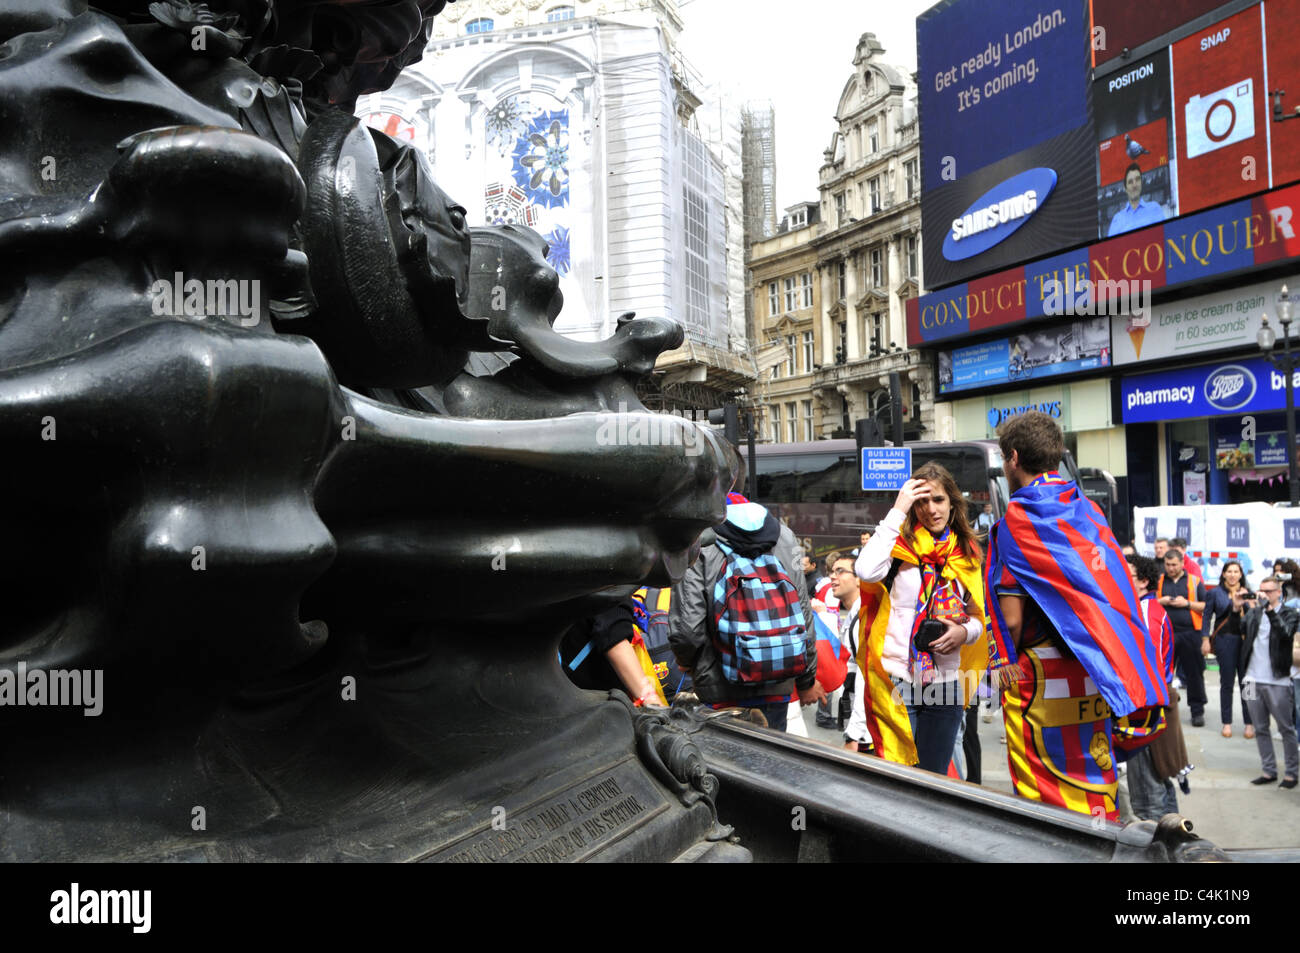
[908,178,1300,346]
[1120,357,1300,423]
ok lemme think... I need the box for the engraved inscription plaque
[432,761,668,863]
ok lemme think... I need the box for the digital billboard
[1090,0,1235,66]
[916,0,1300,298]
[918,0,1095,288]
[1095,51,1176,237]
[938,318,1111,394]
[917,0,1092,193]
[1170,6,1268,214]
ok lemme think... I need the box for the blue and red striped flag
[986,473,1168,717]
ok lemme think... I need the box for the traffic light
[707,403,740,447]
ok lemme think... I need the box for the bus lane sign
[861,447,912,492]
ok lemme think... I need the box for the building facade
[749,203,823,443]
[358,0,759,414]
[810,33,930,441]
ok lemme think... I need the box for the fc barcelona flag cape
[859,525,988,767]
[986,473,1168,716]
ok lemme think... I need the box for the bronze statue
[0,0,739,861]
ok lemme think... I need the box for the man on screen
[1108,162,1168,237]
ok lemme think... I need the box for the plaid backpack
[710,539,808,685]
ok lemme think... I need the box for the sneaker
[1178,776,1191,795]
[1173,678,1185,690]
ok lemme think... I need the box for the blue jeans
[1127,747,1178,820]
[753,700,788,732]
[893,677,965,775]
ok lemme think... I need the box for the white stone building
[810,32,933,439]
[356,0,757,409]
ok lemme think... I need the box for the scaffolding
[740,102,777,248]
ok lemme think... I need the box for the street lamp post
[1259,284,1299,507]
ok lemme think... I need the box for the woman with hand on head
[1201,560,1255,739]
[855,462,988,775]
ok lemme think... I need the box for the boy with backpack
[668,496,823,730]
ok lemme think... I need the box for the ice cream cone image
[1128,326,1145,359]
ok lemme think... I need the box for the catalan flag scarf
[985,472,1168,717]
[859,524,988,767]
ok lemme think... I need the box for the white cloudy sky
[677,0,939,212]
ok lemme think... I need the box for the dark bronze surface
[0,0,735,861]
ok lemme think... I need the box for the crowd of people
[560,409,1300,825]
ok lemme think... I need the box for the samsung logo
[1204,365,1256,411]
[943,168,1057,262]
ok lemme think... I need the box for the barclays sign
[942,167,1058,262]
[987,400,1063,430]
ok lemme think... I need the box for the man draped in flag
[987,412,1168,821]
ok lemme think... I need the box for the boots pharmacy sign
[1111,276,1287,364]
[1119,357,1300,423]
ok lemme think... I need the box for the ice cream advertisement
[1110,275,1290,365]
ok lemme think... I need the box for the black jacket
[668,509,815,706]
[1241,602,1300,682]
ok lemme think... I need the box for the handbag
[912,558,948,655]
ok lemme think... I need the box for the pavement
[798,665,1299,851]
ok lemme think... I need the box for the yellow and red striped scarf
[858,526,988,767]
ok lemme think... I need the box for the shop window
[1167,420,1210,505]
